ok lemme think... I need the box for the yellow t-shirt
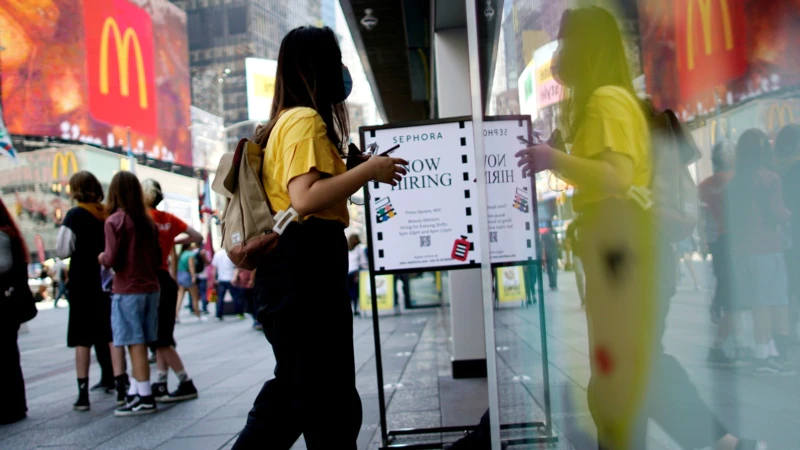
[261,107,349,226]
[570,86,652,211]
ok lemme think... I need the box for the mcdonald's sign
[674,0,747,103]
[52,151,78,181]
[84,0,157,136]
[766,104,796,135]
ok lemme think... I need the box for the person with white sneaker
[100,172,162,417]
[142,179,201,404]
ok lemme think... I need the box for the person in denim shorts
[99,172,162,417]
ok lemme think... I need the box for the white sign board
[362,116,538,274]
[364,120,481,273]
[482,118,538,264]
[245,58,277,122]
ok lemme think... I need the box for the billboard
[0,0,192,165]
[246,58,278,122]
[639,0,800,120]
[533,41,562,110]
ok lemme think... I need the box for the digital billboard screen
[0,0,192,165]
[639,0,800,121]
[246,58,277,122]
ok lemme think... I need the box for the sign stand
[361,117,557,449]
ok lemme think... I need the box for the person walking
[726,129,793,375]
[56,171,127,410]
[541,224,559,291]
[194,246,210,315]
[211,248,236,320]
[0,198,36,425]
[141,179,202,404]
[700,142,747,366]
[347,234,367,315]
[100,172,162,417]
[176,243,204,322]
[515,7,765,450]
[565,221,585,307]
[232,26,407,449]
[50,257,67,308]
[232,268,256,324]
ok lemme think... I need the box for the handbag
[3,273,38,324]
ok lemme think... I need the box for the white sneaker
[198,315,208,322]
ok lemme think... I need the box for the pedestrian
[211,248,236,320]
[565,221,585,307]
[232,26,406,449]
[347,234,367,315]
[232,268,255,324]
[99,171,162,417]
[700,142,748,366]
[675,235,701,291]
[56,171,127,411]
[50,257,67,307]
[774,124,800,340]
[175,243,204,322]
[514,7,765,450]
[142,178,202,404]
[0,198,36,425]
[541,223,559,291]
[726,129,793,375]
[194,246,211,315]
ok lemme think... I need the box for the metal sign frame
[359,115,557,449]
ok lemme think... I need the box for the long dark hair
[554,7,642,141]
[252,26,349,154]
[726,129,772,226]
[106,171,155,241]
[0,198,29,265]
[775,123,800,169]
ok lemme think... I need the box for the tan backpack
[211,138,298,270]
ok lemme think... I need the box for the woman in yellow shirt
[232,27,406,449]
[516,7,764,450]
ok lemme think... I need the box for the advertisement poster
[496,267,527,303]
[363,120,481,274]
[482,118,538,264]
[359,272,394,312]
[639,0,800,121]
[0,0,192,165]
[245,58,278,122]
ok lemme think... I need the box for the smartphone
[379,144,400,156]
[548,129,566,152]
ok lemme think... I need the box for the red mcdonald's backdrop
[0,0,192,165]
[639,0,800,120]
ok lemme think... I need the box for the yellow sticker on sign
[359,272,395,312]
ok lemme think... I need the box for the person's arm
[175,227,203,246]
[56,226,76,259]
[517,146,634,196]
[99,219,121,267]
[288,156,407,217]
[188,254,197,280]
[169,246,178,278]
[0,232,12,276]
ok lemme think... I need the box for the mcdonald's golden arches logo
[52,151,78,181]
[686,0,733,71]
[84,0,157,136]
[100,18,148,109]
[766,104,796,134]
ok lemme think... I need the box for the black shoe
[160,380,198,403]
[115,395,157,417]
[115,376,130,406]
[152,382,169,402]
[73,394,90,412]
[706,348,747,368]
[90,380,115,393]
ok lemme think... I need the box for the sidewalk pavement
[2,263,799,449]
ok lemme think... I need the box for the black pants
[0,321,26,423]
[233,219,362,449]
[544,257,558,289]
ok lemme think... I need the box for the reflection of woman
[347,234,367,315]
[232,26,406,449]
[516,7,763,450]
[726,129,793,374]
